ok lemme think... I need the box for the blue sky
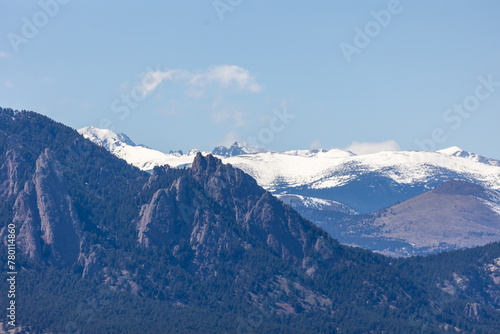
[1,1,499,158]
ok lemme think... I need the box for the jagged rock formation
[138,153,338,277]
[14,149,82,266]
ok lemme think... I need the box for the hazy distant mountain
[4,108,500,332]
[211,141,267,157]
[316,180,500,256]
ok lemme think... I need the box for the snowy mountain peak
[78,126,136,151]
[437,146,465,156]
[437,146,499,166]
[211,141,266,157]
[78,127,208,171]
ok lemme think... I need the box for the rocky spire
[15,149,82,266]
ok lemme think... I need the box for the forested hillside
[1,108,500,333]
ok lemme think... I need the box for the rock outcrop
[0,149,22,199]
[138,153,339,277]
[14,149,82,266]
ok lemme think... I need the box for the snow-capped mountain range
[79,126,500,213]
[227,147,500,213]
[78,126,500,255]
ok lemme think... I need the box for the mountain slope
[3,109,500,332]
[321,180,500,256]
[226,149,500,214]
[438,146,500,166]
[1,109,340,331]
[135,154,339,280]
[78,126,200,170]
[79,127,500,256]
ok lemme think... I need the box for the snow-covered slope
[78,127,203,170]
[223,149,500,213]
[437,146,500,166]
[225,149,500,192]
[276,194,357,215]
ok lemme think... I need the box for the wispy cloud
[140,70,178,97]
[0,51,9,58]
[220,131,242,147]
[191,65,262,92]
[345,140,400,155]
[139,65,263,97]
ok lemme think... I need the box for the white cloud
[138,65,262,98]
[192,65,262,92]
[5,81,13,88]
[309,140,322,150]
[345,140,400,155]
[0,51,9,58]
[140,69,179,97]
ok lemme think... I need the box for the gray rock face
[192,153,339,267]
[138,170,242,277]
[79,244,105,279]
[138,179,192,249]
[14,181,42,260]
[0,149,22,199]
[14,149,82,266]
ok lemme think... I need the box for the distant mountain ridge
[438,146,500,166]
[78,127,500,216]
[211,141,266,157]
[79,126,500,256]
[317,180,500,256]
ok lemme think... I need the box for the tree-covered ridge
[1,107,500,333]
